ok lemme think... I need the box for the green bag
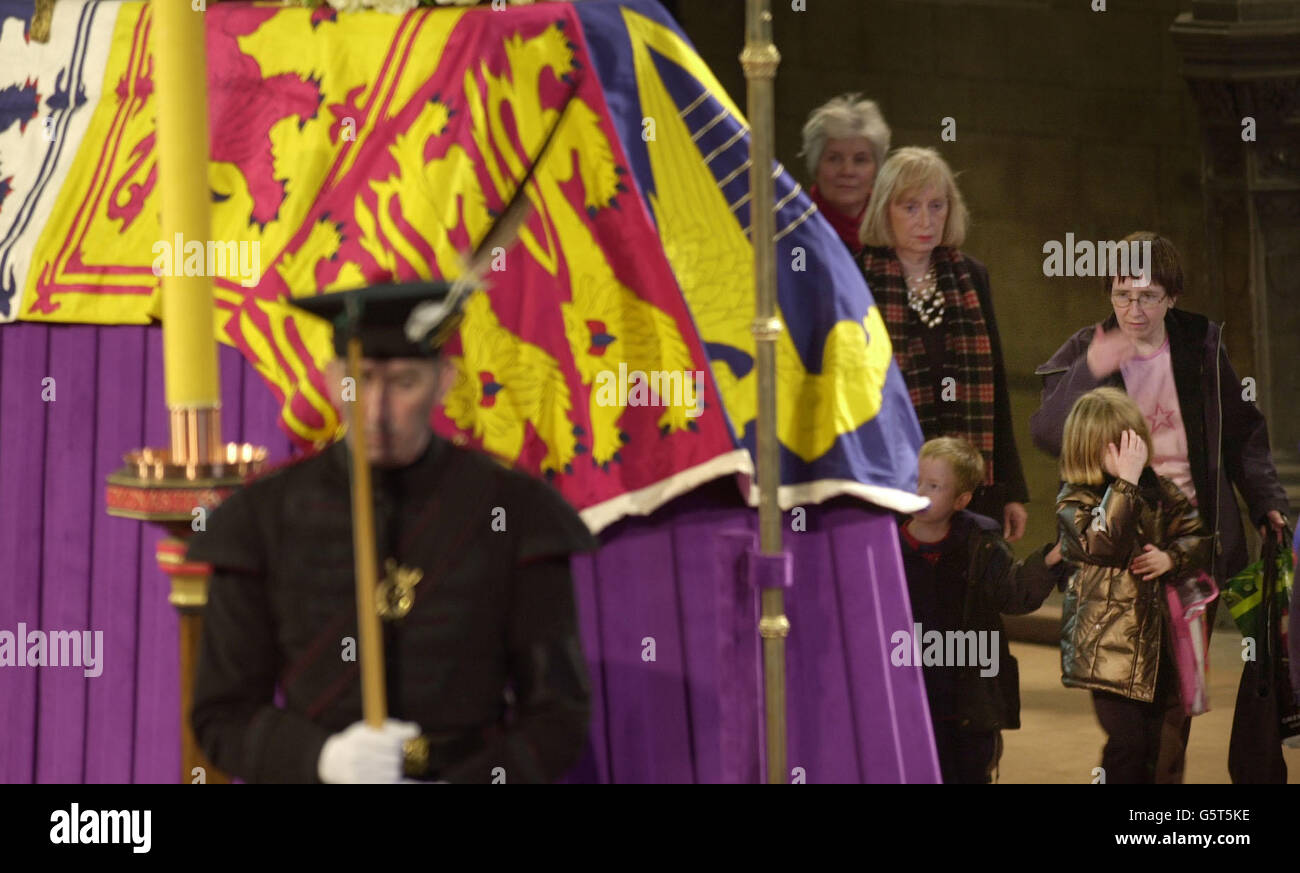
[1222,531,1294,642]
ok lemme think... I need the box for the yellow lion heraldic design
[300,23,710,471]
[459,23,701,470]
[443,292,577,476]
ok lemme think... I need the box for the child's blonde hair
[1060,387,1154,485]
[918,436,985,496]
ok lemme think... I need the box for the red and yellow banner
[9,2,747,529]
[2,0,928,527]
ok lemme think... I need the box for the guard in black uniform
[188,281,596,783]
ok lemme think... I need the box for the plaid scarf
[861,245,997,485]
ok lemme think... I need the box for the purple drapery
[564,480,940,783]
[0,322,939,784]
[0,322,296,783]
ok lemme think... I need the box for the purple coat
[1029,308,1289,584]
[1292,526,1300,700]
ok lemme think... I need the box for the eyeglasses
[1110,291,1167,309]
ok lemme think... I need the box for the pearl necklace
[906,265,943,328]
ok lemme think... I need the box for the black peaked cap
[289,280,463,359]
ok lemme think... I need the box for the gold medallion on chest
[376,558,424,620]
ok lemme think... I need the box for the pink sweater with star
[1121,338,1197,503]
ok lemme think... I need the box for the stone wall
[672,0,1235,548]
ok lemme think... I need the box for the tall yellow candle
[153,0,219,413]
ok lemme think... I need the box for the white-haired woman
[800,94,890,255]
[860,147,1029,540]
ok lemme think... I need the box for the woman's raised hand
[1086,324,1137,379]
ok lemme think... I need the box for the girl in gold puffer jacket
[1056,388,1212,784]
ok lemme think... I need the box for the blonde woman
[859,146,1028,540]
[1056,387,1211,784]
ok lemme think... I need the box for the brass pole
[345,336,387,727]
[741,0,788,784]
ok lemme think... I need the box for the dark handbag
[1228,526,1300,783]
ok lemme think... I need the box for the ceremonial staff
[742,0,790,784]
[342,305,388,727]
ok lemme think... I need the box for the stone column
[1171,1,1300,517]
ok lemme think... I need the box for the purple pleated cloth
[0,322,940,784]
[0,323,295,784]
[564,478,940,784]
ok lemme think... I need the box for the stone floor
[998,625,1300,784]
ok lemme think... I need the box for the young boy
[898,437,1066,783]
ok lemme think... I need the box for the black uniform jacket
[187,435,597,783]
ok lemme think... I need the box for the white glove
[317,718,421,784]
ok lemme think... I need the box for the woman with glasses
[1032,231,1287,569]
[1029,231,1289,782]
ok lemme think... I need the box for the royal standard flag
[0,0,924,530]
